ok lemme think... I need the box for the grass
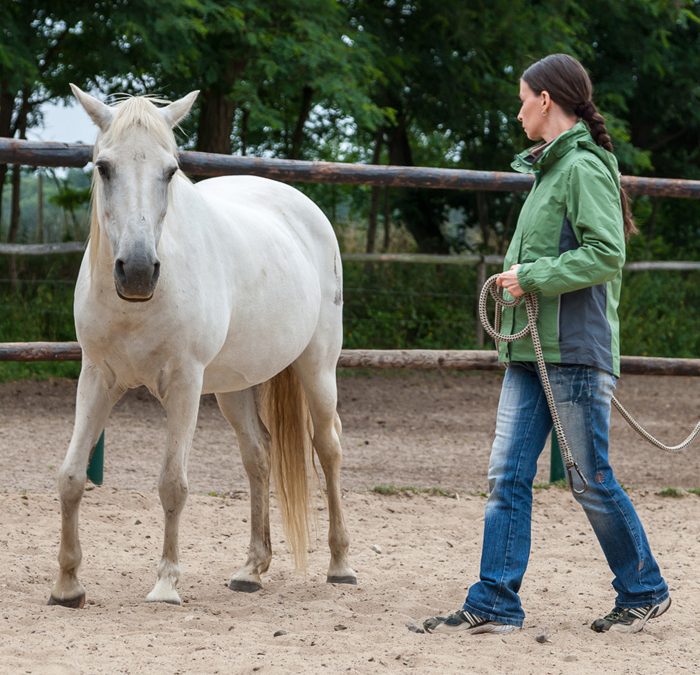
[656,487,694,498]
[533,479,568,490]
[371,484,457,498]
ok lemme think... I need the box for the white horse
[49,85,356,608]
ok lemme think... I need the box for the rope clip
[567,462,588,495]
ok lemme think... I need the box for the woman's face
[517,79,547,141]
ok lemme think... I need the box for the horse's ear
[160,91,200,128]
[70,83,113,132]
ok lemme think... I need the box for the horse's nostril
[152,261,161,283]
[115,259,126,282]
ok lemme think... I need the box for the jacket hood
[511,120,621,190]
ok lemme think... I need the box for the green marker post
[549,430,565,483]
[87,431,105,486]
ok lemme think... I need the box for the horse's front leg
[49,360,122,608]
[146,367,203,605]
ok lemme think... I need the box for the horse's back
[195,175,337,249]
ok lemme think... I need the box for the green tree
[343,0,586,252]
[134,1,383,156]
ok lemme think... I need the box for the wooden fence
[1,343,699,376]
[1,137,698,372]
[4,137,700,197]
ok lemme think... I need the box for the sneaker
[423,609,518,634]
[591,596,671,633]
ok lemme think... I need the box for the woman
[424,54,670,635]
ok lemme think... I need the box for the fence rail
[3,244,700,274]
[4,138,700,197]
[0,242,85,255]
[1,342,698,376]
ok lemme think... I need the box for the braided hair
[522,54,637,239]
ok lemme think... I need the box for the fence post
[87,431,105,486]
[549,431,565,483]
[476,258,486,347]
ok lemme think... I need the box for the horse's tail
[260,366,313,571]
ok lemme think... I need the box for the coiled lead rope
[479,274,700,495]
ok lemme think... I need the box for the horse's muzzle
[114,256,161,302]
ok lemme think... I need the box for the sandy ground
[1,371,699,674]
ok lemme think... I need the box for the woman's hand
[496,264,525,298]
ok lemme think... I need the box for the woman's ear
[540,90,551,115]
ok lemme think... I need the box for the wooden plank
[338,349,502,371]
[342,253,504,265]
[2,342,699,376]
[618,355,700,376]
[2,241,698,274]
[624,261,700,271]
[0,139,92,168]
[4,138,700,197]
[0,242,85,255]
[0,342,82,361]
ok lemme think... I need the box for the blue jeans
[463,362,668,627]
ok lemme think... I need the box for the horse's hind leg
[146,368,203,605]
[292,354,356,585]
[50,360,122,607]
[216,389,272,592]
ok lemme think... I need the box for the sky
[27,101,97,144]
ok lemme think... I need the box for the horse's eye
[164,166,178,182]
[96,162,111,180]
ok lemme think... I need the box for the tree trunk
[644,198,659,240]
[6,88,30,288]
[382,187,391,251]
[36,170,44,243]
[500,202,517,255]
[366,130,383,253]
[196,88,236,154]
[240,108,249,156]
[8,163,21,287]
[8,164,21,243]
[476,192,490,250]
[387,114,448,253]
[0,84,15,234]
[0,164,6,238]
[289,85,314,160]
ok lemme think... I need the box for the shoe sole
[427,621,518,635]
[607,596,672,634]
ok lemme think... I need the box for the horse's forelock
[102,96,177,154]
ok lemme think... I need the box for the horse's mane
[89,96,178,270]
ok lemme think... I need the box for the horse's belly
[201,314,320,393]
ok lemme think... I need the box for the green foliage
[371,484,456,497]
[656,487,687,498]
[619,271,700,357]
[342,261,479,349]
[0,169,90,243]
[1,256,697,382]
[0,253,80,382]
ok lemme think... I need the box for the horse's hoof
[228,579,262,593]
[145,596,182,606]
[145,590,182,605]
[48,593,86,609]
[327,575,358,586]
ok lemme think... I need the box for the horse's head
[71,85,199,302]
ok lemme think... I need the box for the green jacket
[500,121,626,376]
